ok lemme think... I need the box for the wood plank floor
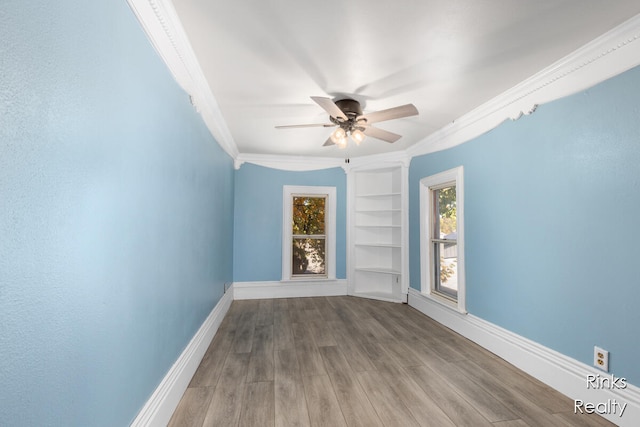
[168,296,613,427]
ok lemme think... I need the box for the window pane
[434,186,456,239]
[292,238,326,275]
[435,242,458,298]
[292,196,326,235]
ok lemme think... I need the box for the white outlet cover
[594,346,609,372]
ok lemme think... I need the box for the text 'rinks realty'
[575,399,627,417]
[587,374,627,390]
[575,374,628,417]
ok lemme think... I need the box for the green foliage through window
[292,196,326,275]
[438,186,456,236]
[434,186,457,291]
[292,197,325,235]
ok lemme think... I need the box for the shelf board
[355,209,401,213]
[355,267,401,275]
[351,291,402,303]
[356,192,401,198]
[355,243,401,248]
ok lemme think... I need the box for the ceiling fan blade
[322,137,335,147]
[359,103,418,124]
[311,96,348,120]
[362,125,401,143]
[275,123,335,129]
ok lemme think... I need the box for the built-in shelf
[355,209,402,213]
[354,243,401,248]
[356,192,401,198]
[351,291,400,303]
[349,165,406,303]
[354,267,401,275]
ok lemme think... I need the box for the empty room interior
[3,1,640,426]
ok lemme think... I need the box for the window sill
[421,290,466,314]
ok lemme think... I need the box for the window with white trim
[282,186,336,281]
[419,167,466,312]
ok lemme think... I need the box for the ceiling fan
[276,97,418,148]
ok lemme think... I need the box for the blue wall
[3,1,638,424]
[234,163,347,281]
[409,65,640,386]
[0,1,234,426]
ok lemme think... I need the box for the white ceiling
[170,0,640,159]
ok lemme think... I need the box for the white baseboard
[408,288,640,427]
[131,285,234,427]
[233,279,347,300]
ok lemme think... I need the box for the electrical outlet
[594,346,609,372]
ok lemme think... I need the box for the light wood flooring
[168,296,613,427]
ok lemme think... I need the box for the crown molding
[344,150,412,171]
[126,0,239,159]
[407,13,640,159]
[127,2,640,168]
[235,153,346,171]
[235,149,412,172]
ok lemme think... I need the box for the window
[419,167,466,313]
[283,186,336,281]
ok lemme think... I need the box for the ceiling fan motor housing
[331,98,366,136]
[334,99,363,118]
[276,96,416,145]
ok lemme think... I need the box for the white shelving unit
[348,164,408,303]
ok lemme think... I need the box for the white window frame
[419,166,466,313]
[282,185,336,281]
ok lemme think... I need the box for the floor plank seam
[168,297,616,427]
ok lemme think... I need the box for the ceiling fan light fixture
[276,97,418,148]
[351,129,365,145]
[330,127,346,144]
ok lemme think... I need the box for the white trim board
[408,288,640,427]
[282,186,337,282]
[128,1,640,170]
[130,286,234,427]
[132,283,639,425]
[125,0,238,159]
[235,153,346,171]
[407,14,640,159]
[235,151,412,172]
[418,166,466,314]
[233,279,347,300]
